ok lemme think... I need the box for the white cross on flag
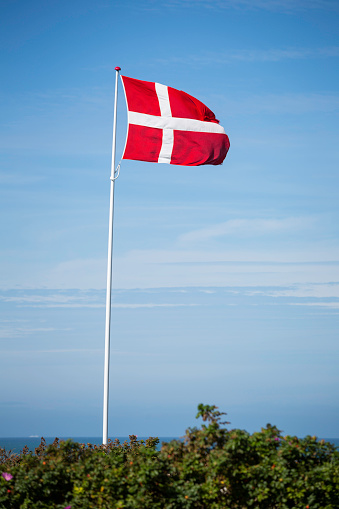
[121,75,230,166]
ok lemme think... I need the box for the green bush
[1,405,338,508]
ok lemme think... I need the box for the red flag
[121,76,230,166]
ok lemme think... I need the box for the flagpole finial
[115,66,121,71]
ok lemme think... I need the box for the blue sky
[1,0,339,439]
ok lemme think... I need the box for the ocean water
[0,436,178,454]
[1,436,338,455]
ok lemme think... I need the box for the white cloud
[162,0,339,13]
[111,251,339,290]
[44,258,107,289]
[159,46,339,66]
[289,301,339,308]
[223,46,339,61]
[0,348,102,354]
[1,348,162,357]
[112,303,197,308]
[228,92,339,115]
[0,290,198,309]
[206,92,339,121]
[0,172,45,186]
[0,293,93,304]
[13,302,197,309]
[0,326,70,339]
[1,211,338,293]
[2,246,339,292]
[0,291,105,308]
[242,283,339,298]
[178,217,311,243]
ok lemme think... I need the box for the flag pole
[103,66,121,445]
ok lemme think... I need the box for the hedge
[1,404,338,508]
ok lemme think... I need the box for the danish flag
[121,76,230,166]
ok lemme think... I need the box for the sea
[1,437,338,455]
[0,437,179,454]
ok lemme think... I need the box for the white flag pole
[103,66,121,445]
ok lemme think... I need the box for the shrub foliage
[1,404,338,508]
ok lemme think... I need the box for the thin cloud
[0,292,104,307]
[1,348,102,354]
[1,348,162,357]
[162,0,339,12]
[15,302,198,309]
[4,246,339,291]
[222,92,339,116]
[0,294,91,304]
[0,326,70,339]
[224,47,339,61]
[0,291,198,309]
[242,282,339,298]
[112,303,197,308]
[0,172,45,186]
[194,90,339,118]
[113,249,339,290]
[178,217,311,243]
[158,46,339,66]
[289,301,339,308]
